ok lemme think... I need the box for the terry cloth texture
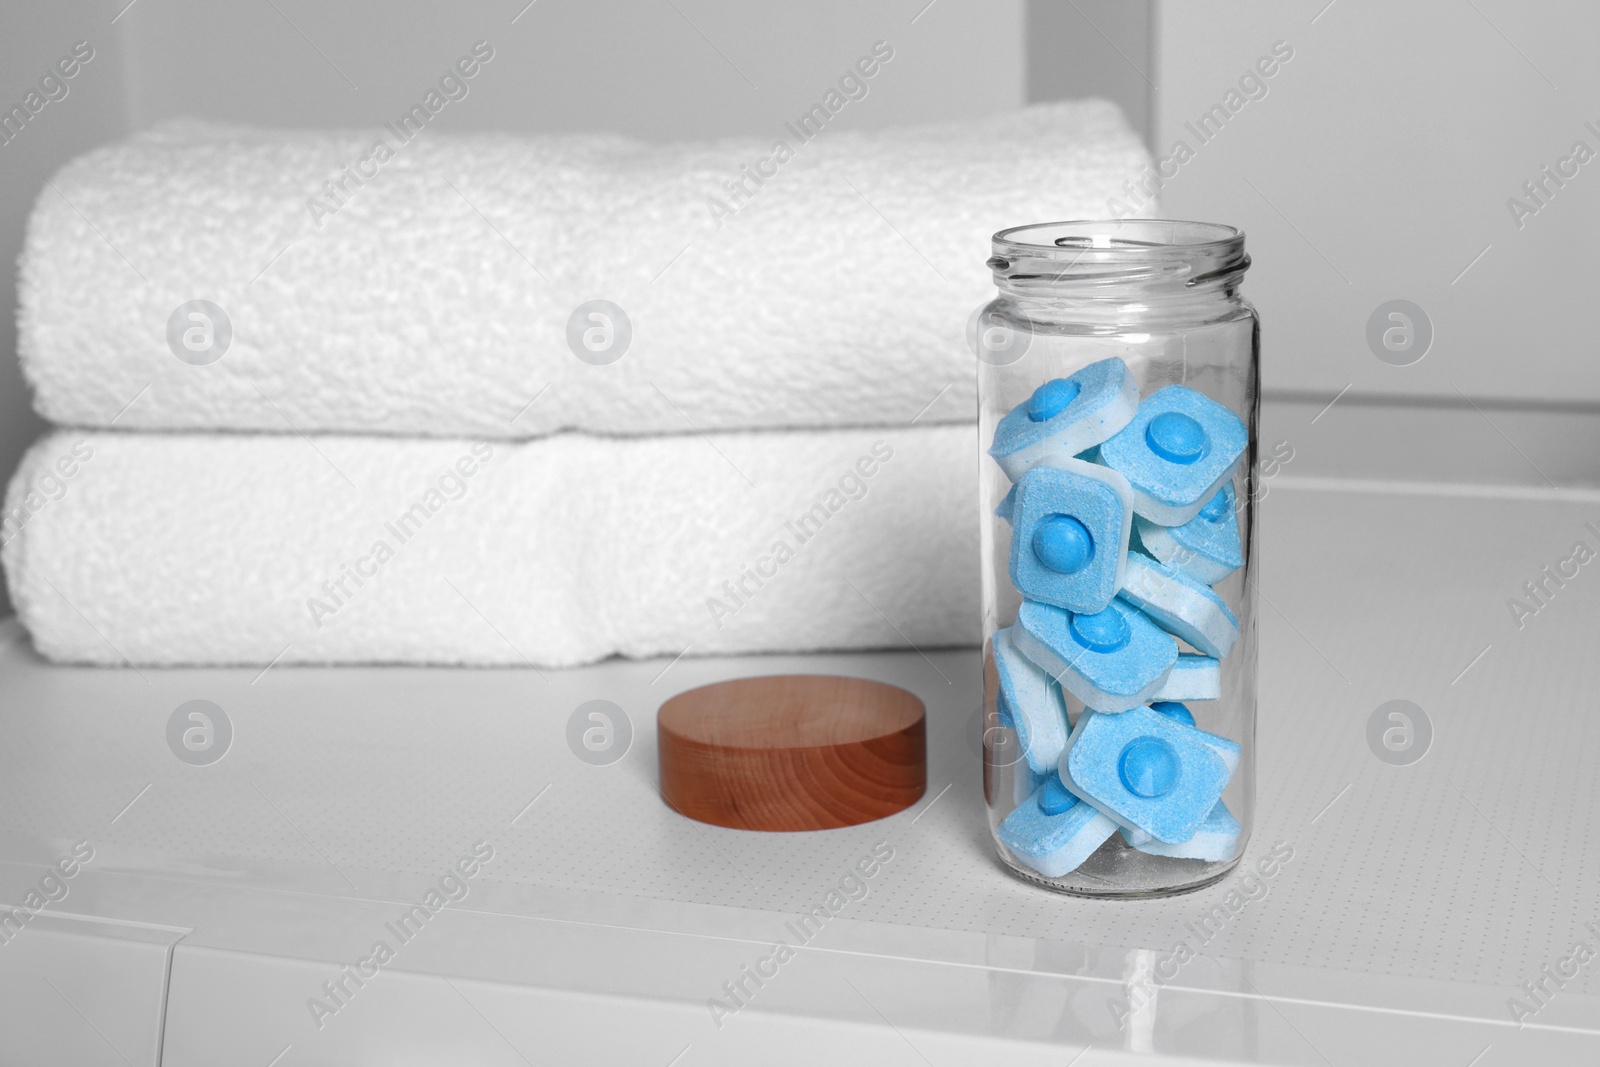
[18,102,1150,437]
[3,425,979,666]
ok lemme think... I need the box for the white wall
[1027,0,1152,144]
[118,0,1024,140]
[1153,0,1600,405]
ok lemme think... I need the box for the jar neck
[988,220,1250,328]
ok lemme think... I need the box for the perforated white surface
[1,483,1597,1022]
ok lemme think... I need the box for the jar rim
[989,219,1247,289]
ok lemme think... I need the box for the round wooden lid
[657,674,926,831]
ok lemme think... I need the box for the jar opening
[989,219,1247,291]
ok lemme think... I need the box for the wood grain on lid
[657,674,926,832]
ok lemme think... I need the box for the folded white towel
[19,102,1148,438]
[2,426,978,666]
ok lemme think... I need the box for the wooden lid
[657,675,926,831]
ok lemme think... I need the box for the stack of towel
[3,102,1151,667]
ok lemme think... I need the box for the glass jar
[977,219,1257,898]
